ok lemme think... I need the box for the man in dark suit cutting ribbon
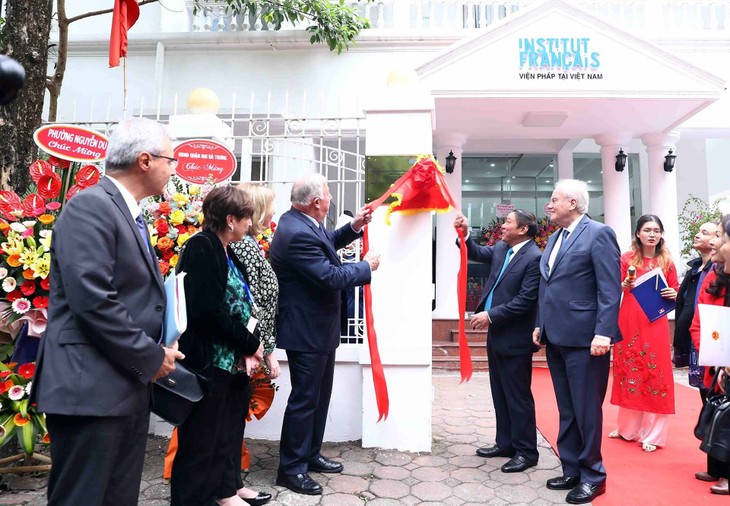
[455,210,542,473]
[271,173,380,495]
[32,118,184,506]
[532,179,621,505]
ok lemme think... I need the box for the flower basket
[143,177,213,277]
[0,158,101,341]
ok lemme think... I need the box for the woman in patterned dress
[609,214,679,452]
[231,183,280,379]
[229,184,280,500]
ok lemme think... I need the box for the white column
[556,140,578,181]
[360,73,434,452]
[595,134,632,253]
[641,131,681,263]
[433,138,465,319]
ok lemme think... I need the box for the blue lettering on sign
[518,37,601,72]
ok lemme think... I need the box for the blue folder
[630,271,675,323]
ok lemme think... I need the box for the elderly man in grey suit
[32,118,184,506]
[532,179,621,505]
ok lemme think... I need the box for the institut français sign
[518,37,603,81]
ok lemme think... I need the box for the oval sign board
[173,139,237,184]
[34,124,109,162]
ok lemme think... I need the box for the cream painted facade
[45,0,730,451]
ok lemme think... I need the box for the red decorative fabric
[363,155,472,416]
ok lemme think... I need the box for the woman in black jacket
[171,186,269,506]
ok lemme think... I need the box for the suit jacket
[175,230,261,391]
[466,239,542,356]
[270,208,371,353]
[32,177,165,417]
[537,215,622,346]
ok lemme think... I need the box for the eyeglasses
[150,153,179,169]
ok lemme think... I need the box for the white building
[45,0,730,451]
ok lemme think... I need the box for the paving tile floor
[0,372,637,505]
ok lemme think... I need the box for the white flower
[2,277,16,293]
[0,268,7,280]
[24,382,32,395]
[8,385,25,401]
[21,220,36,228]
[9,223,26,233]
[11,298,30,315]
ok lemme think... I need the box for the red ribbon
[361,155,473,421]
[362,227,389,421]
[455,227,472,382]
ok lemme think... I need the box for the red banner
[33,125,108,162]
[174,139,237,184]
[363,155,471,421]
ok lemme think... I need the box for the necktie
[547,229,570,276]
[557,229,570,255]
[318,223,329,241]
[484,247,513,311]
[135,214,153,256]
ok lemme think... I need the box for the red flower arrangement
[0,159,100,337]
[143,179,213,277]
[0,362,49,454]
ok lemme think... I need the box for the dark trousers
[708,455,730,479]
[46,411,150,506]
[279,349,336,475]
[488,345,538,462]
[171,368,250,506]
[546,341,610,485]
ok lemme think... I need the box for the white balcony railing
[181,1,730,39]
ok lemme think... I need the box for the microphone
[627,266,636,282]
[0,55,26,106]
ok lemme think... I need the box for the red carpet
[533,368,727,505]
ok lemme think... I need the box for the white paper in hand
[697,303,730,367]
[163,271,188,347]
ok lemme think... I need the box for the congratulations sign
[34,125,108,162]
[518,37,603,81]
[173,139,237,184]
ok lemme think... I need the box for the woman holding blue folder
[609,214,678,452]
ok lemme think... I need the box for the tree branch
[67,0,159,25]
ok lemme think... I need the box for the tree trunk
[0,0,53,193]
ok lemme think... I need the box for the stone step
[448,328,487,343]
[431,350,549,371]
[433,340,486,358]
[433,356,490,372]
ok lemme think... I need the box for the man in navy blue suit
[271,173,380,495]
[532,179,621,505]
[455,210,542,473]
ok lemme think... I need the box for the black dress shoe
[239,492,272,506]
[275,473,323,495]
[475,445,514,458]
[546,475,580,490]
[500,455,538,473]
[566,481,606,504]
[308,455,344,473]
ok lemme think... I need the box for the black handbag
[151,361,204,426]
[695,370,728,441]
[701,398,730,462]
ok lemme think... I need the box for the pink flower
[8,385,24,401]
[11,298,30,315]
